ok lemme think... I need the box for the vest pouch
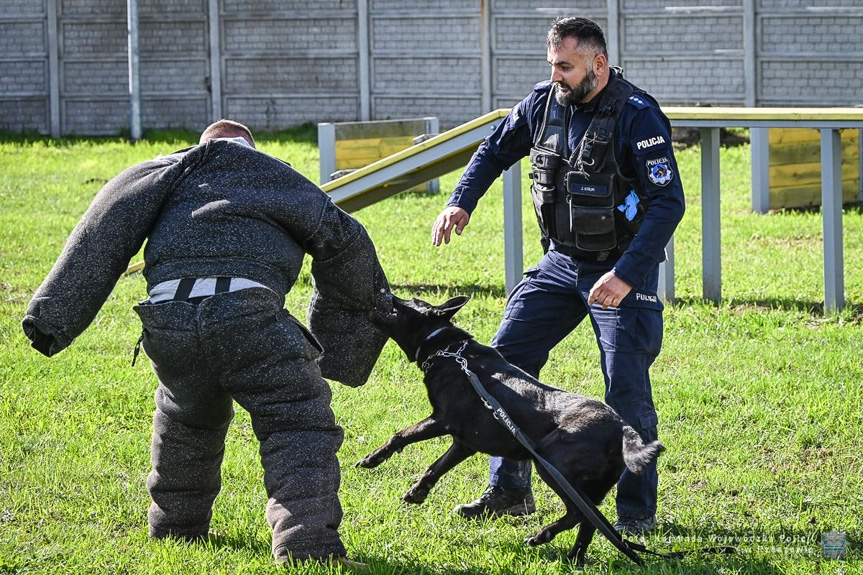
[531,184,558,240]
[530,148,563,239]
[570,205,618,252]
[565,170,615,208]
[529,148,560,204]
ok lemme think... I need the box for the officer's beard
[555,68,599,107]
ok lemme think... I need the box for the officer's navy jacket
[23,140,391,387]
[448,72,685,290]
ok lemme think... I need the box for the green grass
[1,128,861,574]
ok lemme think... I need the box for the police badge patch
[646,157,674,186]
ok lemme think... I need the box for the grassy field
[1,127,861,575]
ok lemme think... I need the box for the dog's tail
[622,426,664,474]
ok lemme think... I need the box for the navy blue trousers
[488,249,663,521]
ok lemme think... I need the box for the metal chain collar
[420,340,469,372]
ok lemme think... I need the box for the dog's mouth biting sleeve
[307,229,392,387]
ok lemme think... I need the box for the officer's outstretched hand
[588,271,632,310]
[431,207,470,246]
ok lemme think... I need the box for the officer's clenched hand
[431,207,470,246]
[588,271,632,310]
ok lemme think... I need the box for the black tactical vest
[529,73,646,255]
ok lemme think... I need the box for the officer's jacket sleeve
[447,89,539,214]
[22,153,190,357]
[296,186,392,387]
[613,98,686,290]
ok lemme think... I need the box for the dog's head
[373,295,470,362]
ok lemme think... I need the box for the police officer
[23,120,389,571]
[431,17,685,534]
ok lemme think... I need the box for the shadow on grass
[201,532,271,556]
[391,287,863,322]
[195,523,836,574]
[762,201,863,216]
[671,296,863,319]
[390,283,509,300]
[371,546,791,575]
[607,521,830,574]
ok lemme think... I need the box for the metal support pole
[127,0,142,141]
[503,162,523,295]
[47,0,61,137]
[207,0,222,121]
[859,128,863,203]
[318,123,336,185]
[657,236,675,303]
[821,128,844,312]
[425,117,440,193]
[480,0,492,113]
[750,127,770,213]
[358,0,370,120]
[606,0,620,65]
[701,127,721,302]
[743,0,756,107]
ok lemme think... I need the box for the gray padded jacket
[22,139,391,386]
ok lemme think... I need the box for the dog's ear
[433,295,470,321]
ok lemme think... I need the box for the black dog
[358,295,663,563]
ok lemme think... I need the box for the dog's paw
[356,454,381,469]
[524,529,554,547]
[402,487,428,505]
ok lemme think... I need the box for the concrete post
[127,0,142,140]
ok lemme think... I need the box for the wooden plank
[768,127,861,209]
[769,141,858,166]
[335,136,421,170]
[321,109,508,190]
[769,127,822,145]
[769,128,858,164]
[334,119,427,140]
[335,138,416,156]
[768,181,860,209]
[665,107,863,123]
[335,136,417,151]
[327,118,440,193]
[770,160,859,186]
[770,128,858,146]
[336,150,418,169]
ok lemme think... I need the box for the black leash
[424,340,736,565]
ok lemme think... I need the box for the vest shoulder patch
[627,94,649,110]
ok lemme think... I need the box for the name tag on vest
[568,183,608,198]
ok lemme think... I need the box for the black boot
[454,485,535,519]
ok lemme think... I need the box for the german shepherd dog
[358,295,663,563]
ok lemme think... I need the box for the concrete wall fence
[2,0,862,136]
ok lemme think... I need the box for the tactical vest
[529,73,646,255]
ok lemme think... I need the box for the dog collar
[420,339,469,372]
[424,327,447,342]
[414,327,446,363]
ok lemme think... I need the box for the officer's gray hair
[547,17,608,58]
